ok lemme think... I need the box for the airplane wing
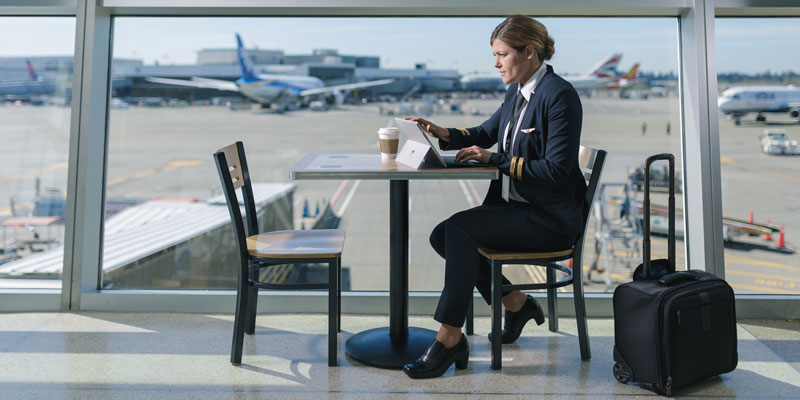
[0,80,42,88]
[145,77,240,92]
[299,78,394,96]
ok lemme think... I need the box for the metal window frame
[1,0,798,319]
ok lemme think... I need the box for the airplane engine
[790,108,799,119]
[326,90,344,106]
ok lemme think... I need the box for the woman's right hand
[406,117,450,141]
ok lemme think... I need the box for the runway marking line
[720,156,800,184]
[725,253,800,273]
[726,269,800,283]
[107,178,126,186]
[464,180,482,205]
[133,170,156,179]
[522,264,570,292]
[106,160,204,187]
[730,282,799,295]
[329,180,351,209]
[162,160,204,171]
[335,180,361,216]
[0,162,69,185]
[457,180,475,207]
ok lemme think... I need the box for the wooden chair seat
[478,247,574,261]
[247,229,345,259]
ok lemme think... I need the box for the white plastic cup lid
[378,127,399,138]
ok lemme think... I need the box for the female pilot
[404,15,586,379]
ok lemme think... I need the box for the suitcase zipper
[659,281,727,394]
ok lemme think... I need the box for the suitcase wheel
[613,363,631,384]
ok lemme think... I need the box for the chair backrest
[575,146,607,250]
[214,142,260,262]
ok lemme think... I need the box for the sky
[0,16,799,75]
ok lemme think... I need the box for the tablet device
[393,118,492,168]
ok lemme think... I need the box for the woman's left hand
[455,145,492,164]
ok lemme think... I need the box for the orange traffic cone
[777,225,786,248]
[763,219,773,241]
[567,258,573,270]
[748,210,753,224]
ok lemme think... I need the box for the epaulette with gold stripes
[510,156,525,180]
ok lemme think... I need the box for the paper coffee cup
[378,127,400,159]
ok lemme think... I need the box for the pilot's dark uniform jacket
[429,64,586,328]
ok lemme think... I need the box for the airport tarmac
[1,95,798,294]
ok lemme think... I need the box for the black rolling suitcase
[612,154,737,396]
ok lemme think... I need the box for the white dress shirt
[502,62,548,202]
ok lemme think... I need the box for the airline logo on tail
[235,33,259,82]
[26,59,39,81]
[588,53,622,78]
[622,63,639,80]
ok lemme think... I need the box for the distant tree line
[717,71,800,85]
[632,70,800,86]
[638,71,678,81]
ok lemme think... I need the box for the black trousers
[429,202,573,328]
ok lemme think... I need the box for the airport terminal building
[107,47,460,102]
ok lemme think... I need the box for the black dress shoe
[403,334,469,379]
[488,295,545,344]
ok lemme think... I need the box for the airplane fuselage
[565,75,613,90]
[718,86,800,115]
[236,74,324,105]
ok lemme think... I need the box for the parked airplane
[459,72,507,92]
[607,63,640,89]
[0,59,59,97]
[564,53,623,91]
[146,34,394,110]
[718,85,800,125]
[460,53,628,93]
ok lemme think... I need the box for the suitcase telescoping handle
[643,153,676,278]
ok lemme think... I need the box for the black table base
[345,327,437,369]
[344,180,438,369]
[291,156,498,370]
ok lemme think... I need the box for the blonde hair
[490,15,555,61]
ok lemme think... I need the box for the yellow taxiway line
[0,162,69,185]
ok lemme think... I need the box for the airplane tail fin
[622,63,640,79]
[26,59,39,81]
[587,53,621,78]
[235,33,258,82]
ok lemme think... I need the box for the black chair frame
[214,141,341,367]
[467,148,606,370]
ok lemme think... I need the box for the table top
[291,154,498,180]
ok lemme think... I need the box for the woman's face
[492,39,534,84]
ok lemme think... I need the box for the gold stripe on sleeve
[516,157,524,180]
[510,156,518,179]
[457,128,470,136]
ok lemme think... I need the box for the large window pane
[715,18,800,295]
[105,17,680,293]
[0,17,75,290]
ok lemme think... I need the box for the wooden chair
[214,141,344,367]
[466,146,606,370]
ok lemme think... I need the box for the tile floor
[0,313,798,399]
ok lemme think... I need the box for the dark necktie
[505,91,527,153]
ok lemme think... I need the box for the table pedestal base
[345,327,437,369]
